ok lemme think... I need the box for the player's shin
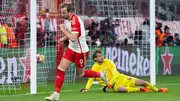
[145,82,158,92]
[45,69,64,101]
[126,87,140,93]
[55,69,65,93]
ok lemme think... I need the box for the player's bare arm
[59,24,78,42]
[58,35,68,43]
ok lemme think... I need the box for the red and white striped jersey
[64,14,89,53]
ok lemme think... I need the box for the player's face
[95,53,104,64]
[61,7,69,19]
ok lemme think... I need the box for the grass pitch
[0,75,179,101]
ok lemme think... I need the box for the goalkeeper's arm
[109,61,119,86]
[103,61,119,92]
[80,78,94,92]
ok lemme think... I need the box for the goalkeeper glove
[80,89,88,92]
[102,84,111,92]
[102,86,108,92]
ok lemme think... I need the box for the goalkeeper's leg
[112,80,149,93]
[134,79,168,92]
[134,79,158,92]
[116,86,149,93]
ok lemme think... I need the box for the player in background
[45,3,108,101]
[80,49,168,93]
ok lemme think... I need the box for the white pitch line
[0,83,180,98]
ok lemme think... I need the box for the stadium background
[0,0,180,98]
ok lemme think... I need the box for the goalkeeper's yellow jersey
[85,59,126,90]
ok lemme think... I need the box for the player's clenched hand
[57,39,63,45]
[80,89,88,92]
[58,37,64,43]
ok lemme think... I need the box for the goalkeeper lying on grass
[80,49,168,93]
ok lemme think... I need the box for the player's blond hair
[60,2,73,12]
[92,49,102,61]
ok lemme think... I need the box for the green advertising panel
[157,46,180,75]
[0,48,56,85]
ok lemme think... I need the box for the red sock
[55,69,65,93]
[83,70,101,78]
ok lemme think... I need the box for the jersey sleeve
[85,78,94,90]
[71,16,80,34]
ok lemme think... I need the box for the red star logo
[161,47,173,75]
[19,49,31,82]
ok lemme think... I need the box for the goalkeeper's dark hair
[92,49,102,61]
[60,2,73,12]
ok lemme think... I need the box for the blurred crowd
[79,0,180,47]
[0,12,56,48]
[86,17,131,47]
[0,20,18,48]
[86,17,180,47]
[0,0,56,48]
[156,22,180,46]
[1,0,180,48]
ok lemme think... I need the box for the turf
[0,75,180,101]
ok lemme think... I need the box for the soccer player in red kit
[45,3,107,101]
